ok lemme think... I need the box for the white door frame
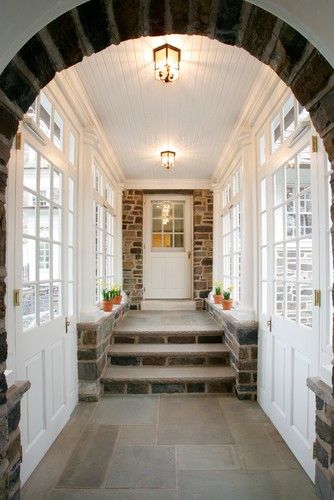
[143,193,193,300]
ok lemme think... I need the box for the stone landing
[101,311,236,395]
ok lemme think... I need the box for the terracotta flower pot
[113,295,122,305]
[102,300,113,312]
[222,299,233,310]
[213,294,223,304]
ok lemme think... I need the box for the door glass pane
[174,219,184,232]
[271,113,282,152]
[53,244,62,280]
[174,204,184,218]
[286,283,296,322]
[163,218,173,233]
[22,238,36,282]
[152,204,161,218]
[275,282,284,316]
[283,96,295,139]
[174,234,184,248]
[300,284,313,327]
[39,284,50,324]
[22,286,36,329]
[286,201,296,238]
[68,212,74,246]
[53,207,62,242]
[299,192,312,236]
[39,242,50,280]
[299,240,312,281]
[39,202,50,239]
[23,144,37,191]
[153,219,162,232]
[275,244,284,279]
[53,283,62,317]
[286,241,297,279]
[23,191,36,236]
[163,234,173,248]
[298,147,311,192]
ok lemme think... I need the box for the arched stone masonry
[0,0,334,497]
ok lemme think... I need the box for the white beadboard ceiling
[74,35,269,180]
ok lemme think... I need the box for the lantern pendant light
[161,151,176,170]
[153,44,181,83]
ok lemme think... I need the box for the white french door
[144,194,192,299]
[258,138,320,480]
[10,130,78,483]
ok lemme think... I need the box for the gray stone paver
[113,310,221,333]
[22,395,316,500]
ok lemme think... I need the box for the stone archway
[0,1,333,497]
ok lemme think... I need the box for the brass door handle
[65,316,70,334]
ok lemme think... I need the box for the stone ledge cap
[7,380,31,410]
[205,299,258,330]
[307,377,334,407]
[78,302,128,331]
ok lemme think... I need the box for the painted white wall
[0,0,333,76]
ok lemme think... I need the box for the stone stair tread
[108,343,229,356]
[113,329,222,336]
[101,365,236,382]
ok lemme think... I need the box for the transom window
[22,143,64,329]
[151,202,184,249]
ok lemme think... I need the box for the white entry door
[257,142,320,479]
[10,130,78,483]
[144,195,192,299]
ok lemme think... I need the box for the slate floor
[21,395,317,500]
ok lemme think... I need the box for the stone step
[107,343,230,366]
[141,300,197,311]
[112,331,224,345]
[101,366,236,395]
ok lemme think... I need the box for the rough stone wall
[122,190,143,309]
[206,300,258,400]
[77,302,129,401]
[307,378,334,499]
[0,0,333,497]
[193,190,213,310]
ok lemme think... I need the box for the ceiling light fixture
[153,44,181,83]
[161,151,176,170]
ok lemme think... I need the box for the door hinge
[13,289,20,307]
[65,316,70,334]
[314,289,321,307]
[15,133,22,150]
[266,316,272,332]
[312,136,318,153]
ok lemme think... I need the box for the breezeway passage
[22,394,316,499]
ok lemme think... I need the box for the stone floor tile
[177,444,241,470]
[57,424,119,488]
[274,441,303,469]
[263,421,285,443]
[229,420,275,444]
[178,470,282,500]
[158,423,234,445]
[92,395,158,425]
[118,425,156,445]
[269,470,317,499]
[220,400,269,423]
[22,404,97,499]
[50,489,177,500]
[237,441,289,470]
[159,395,224,424]
[106,445,176,489]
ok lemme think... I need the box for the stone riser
[112,334,223,344]
[108,353,230,367]
[103,379,234,395]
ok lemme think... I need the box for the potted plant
[222,285,234,310]
[102,288,115,312]
[213,282,223,304]
[113,284,122,305]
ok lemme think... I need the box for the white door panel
[144,195,192,299]
[258,138,318,480]
[10,128,78,484]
